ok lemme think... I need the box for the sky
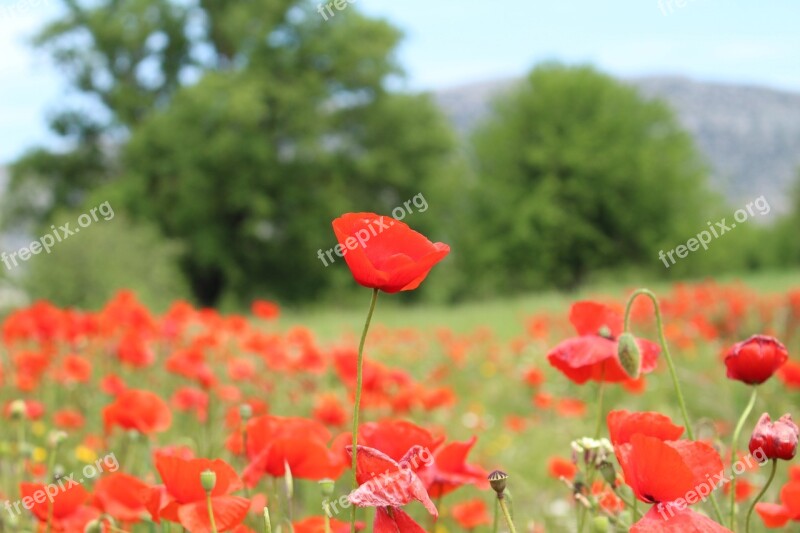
[1,0,799,164]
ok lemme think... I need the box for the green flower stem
[350,288,379,533]
[497,497,518,533]
[745,459,777,533]
[594,369,606,439]
[493,497,499,533]
[623,288,725,524]
[205,493,218,533]
[612,488,640,521]
[729,386,759,531]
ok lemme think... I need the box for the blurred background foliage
[1,0,799,309]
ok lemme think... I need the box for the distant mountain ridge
[434,76,800,213]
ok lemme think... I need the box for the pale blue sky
[1,0,799,163]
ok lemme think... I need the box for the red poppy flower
[607,410,684,446]
[616,433,723,505]
[93,472,152,523]
[293,516,362,533]
[630,503,732,532]
[778,360,800,389]
[547,302,660,384]
[331,212,450,293]
[547,457,578,480]
[251,300,280,320]
[609,411,723,507]
[103,389,172,435]
[346,445,437,533]
[749,412,799,462]
[53,408,85,430]
[240,415,345,484]
[355,420,444,464]
[724,335,788,385]
[417,436,488,498]
[755,474,800,528]
[148,455,249,533]
[20,481,99,531]
[451,499,491,529]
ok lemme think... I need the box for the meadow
[1,267,799,532]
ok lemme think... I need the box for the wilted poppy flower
[103,389,172,435]
[148,455,249,533]
[451,499,491,529]
[331,212,450,293]
[346,444,437,532]
[20,481,99,531]
[547,302,660,384]
[749,412,799,462]
[724,335,788,385]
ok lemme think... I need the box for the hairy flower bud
[617,332,642,379]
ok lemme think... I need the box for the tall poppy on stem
[744,413,798,533]
[622,289,727,524]
[331,212,449,533]
[723,334,788,529]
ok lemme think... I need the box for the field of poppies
[1,214,800,533]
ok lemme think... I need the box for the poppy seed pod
[488,470,508,496]
[617,332,642,379]
[749,413,799,462]
[200,469,217,493]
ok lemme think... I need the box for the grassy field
[2,270,800,531]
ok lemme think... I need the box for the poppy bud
[284,460,294,499]
[10,400,27,420]
[84,520,103,533]
[724,335,788,385]
[239,404,253,422]
[617,333,641,379]
[592,516,610,532]
[488,470,508,496]
[318,478,335,498]
[48,430,67,449]
[200,469,217,493]
[597,461,617,488]
[263,507,272,533]
[749,413,799,462]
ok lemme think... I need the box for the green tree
[464,64,717,293]
[6,0,457,306]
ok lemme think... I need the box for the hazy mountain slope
[435,76,800,212]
